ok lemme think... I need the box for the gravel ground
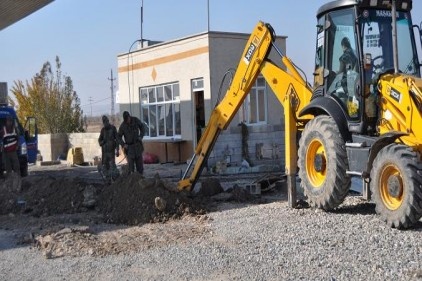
[1,195,421,281]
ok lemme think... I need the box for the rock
[72,226,91,233]
[36,234,54,248]
[230,185,250,202]
[21,232,35,244]
[198,178,223,197]
[210,192,233,202]
[197,215,211,223]
[154,197,167,211]
[55,228,72,236]
[43,250,53,259]
[83,185,96,208]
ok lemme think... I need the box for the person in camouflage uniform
[98,115,119,181]
[117,111,145,174]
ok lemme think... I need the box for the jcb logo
[243,43,257,65]
[389,86,402,103]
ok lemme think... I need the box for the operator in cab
[338,37,358,93]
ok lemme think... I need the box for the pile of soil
[0,172,210,226]
[98,173,207,225]
[0,176,97,217]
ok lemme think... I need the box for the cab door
[24,117,38,163]
[324,8,361,120]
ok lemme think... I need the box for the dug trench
[0,166,271,258]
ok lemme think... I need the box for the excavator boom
[178,21,275,190]
[178,22,313,207]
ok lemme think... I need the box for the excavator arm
[178,21,313,206]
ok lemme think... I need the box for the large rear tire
[298,115,351,210]
[370,144,422,229]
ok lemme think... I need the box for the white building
[117,31,287,167]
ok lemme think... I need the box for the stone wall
[38,128,285,168]
[38,133,101,163]
[209,124,285,169]
[38,134,69,162]
[68,133,102,163]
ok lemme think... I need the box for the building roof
[0,0,54,31]
[118,30,287,57]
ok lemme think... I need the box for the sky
[1,0,422,116]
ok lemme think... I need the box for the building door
[192,78,205,147]
[194,90,205,146]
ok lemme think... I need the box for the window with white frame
[243,76,267,124]
[140,82,181,138]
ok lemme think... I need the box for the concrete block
[245,183,261,195]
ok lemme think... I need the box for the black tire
[298,115,351,210]
[370,144,422,229]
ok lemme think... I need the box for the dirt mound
[98,173,207,225]
[0,176,97,217]
[0,172,210,226]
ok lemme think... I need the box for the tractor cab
[313,0,420,135]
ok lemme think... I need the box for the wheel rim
[306,138,326,188]
[380,164,404,210]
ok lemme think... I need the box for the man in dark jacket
[117,111,145,174]
[98,115,119,181]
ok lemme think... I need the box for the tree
[11,56,84,134]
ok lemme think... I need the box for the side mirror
[412,24,422,69]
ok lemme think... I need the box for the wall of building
[209,123,285,169]
[117,33,211,143]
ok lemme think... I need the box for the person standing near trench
[98,115,119,182]
[117,111,145,175]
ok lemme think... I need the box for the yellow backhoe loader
[179,0,422,229]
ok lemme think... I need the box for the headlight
[21,143,27,155]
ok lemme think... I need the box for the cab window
[326,8,361,119]
[314,17,326,89]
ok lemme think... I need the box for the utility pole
[140,0,144,48]
[108,69,116,122]
[207,0,210,32]
[88,96,93,117]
